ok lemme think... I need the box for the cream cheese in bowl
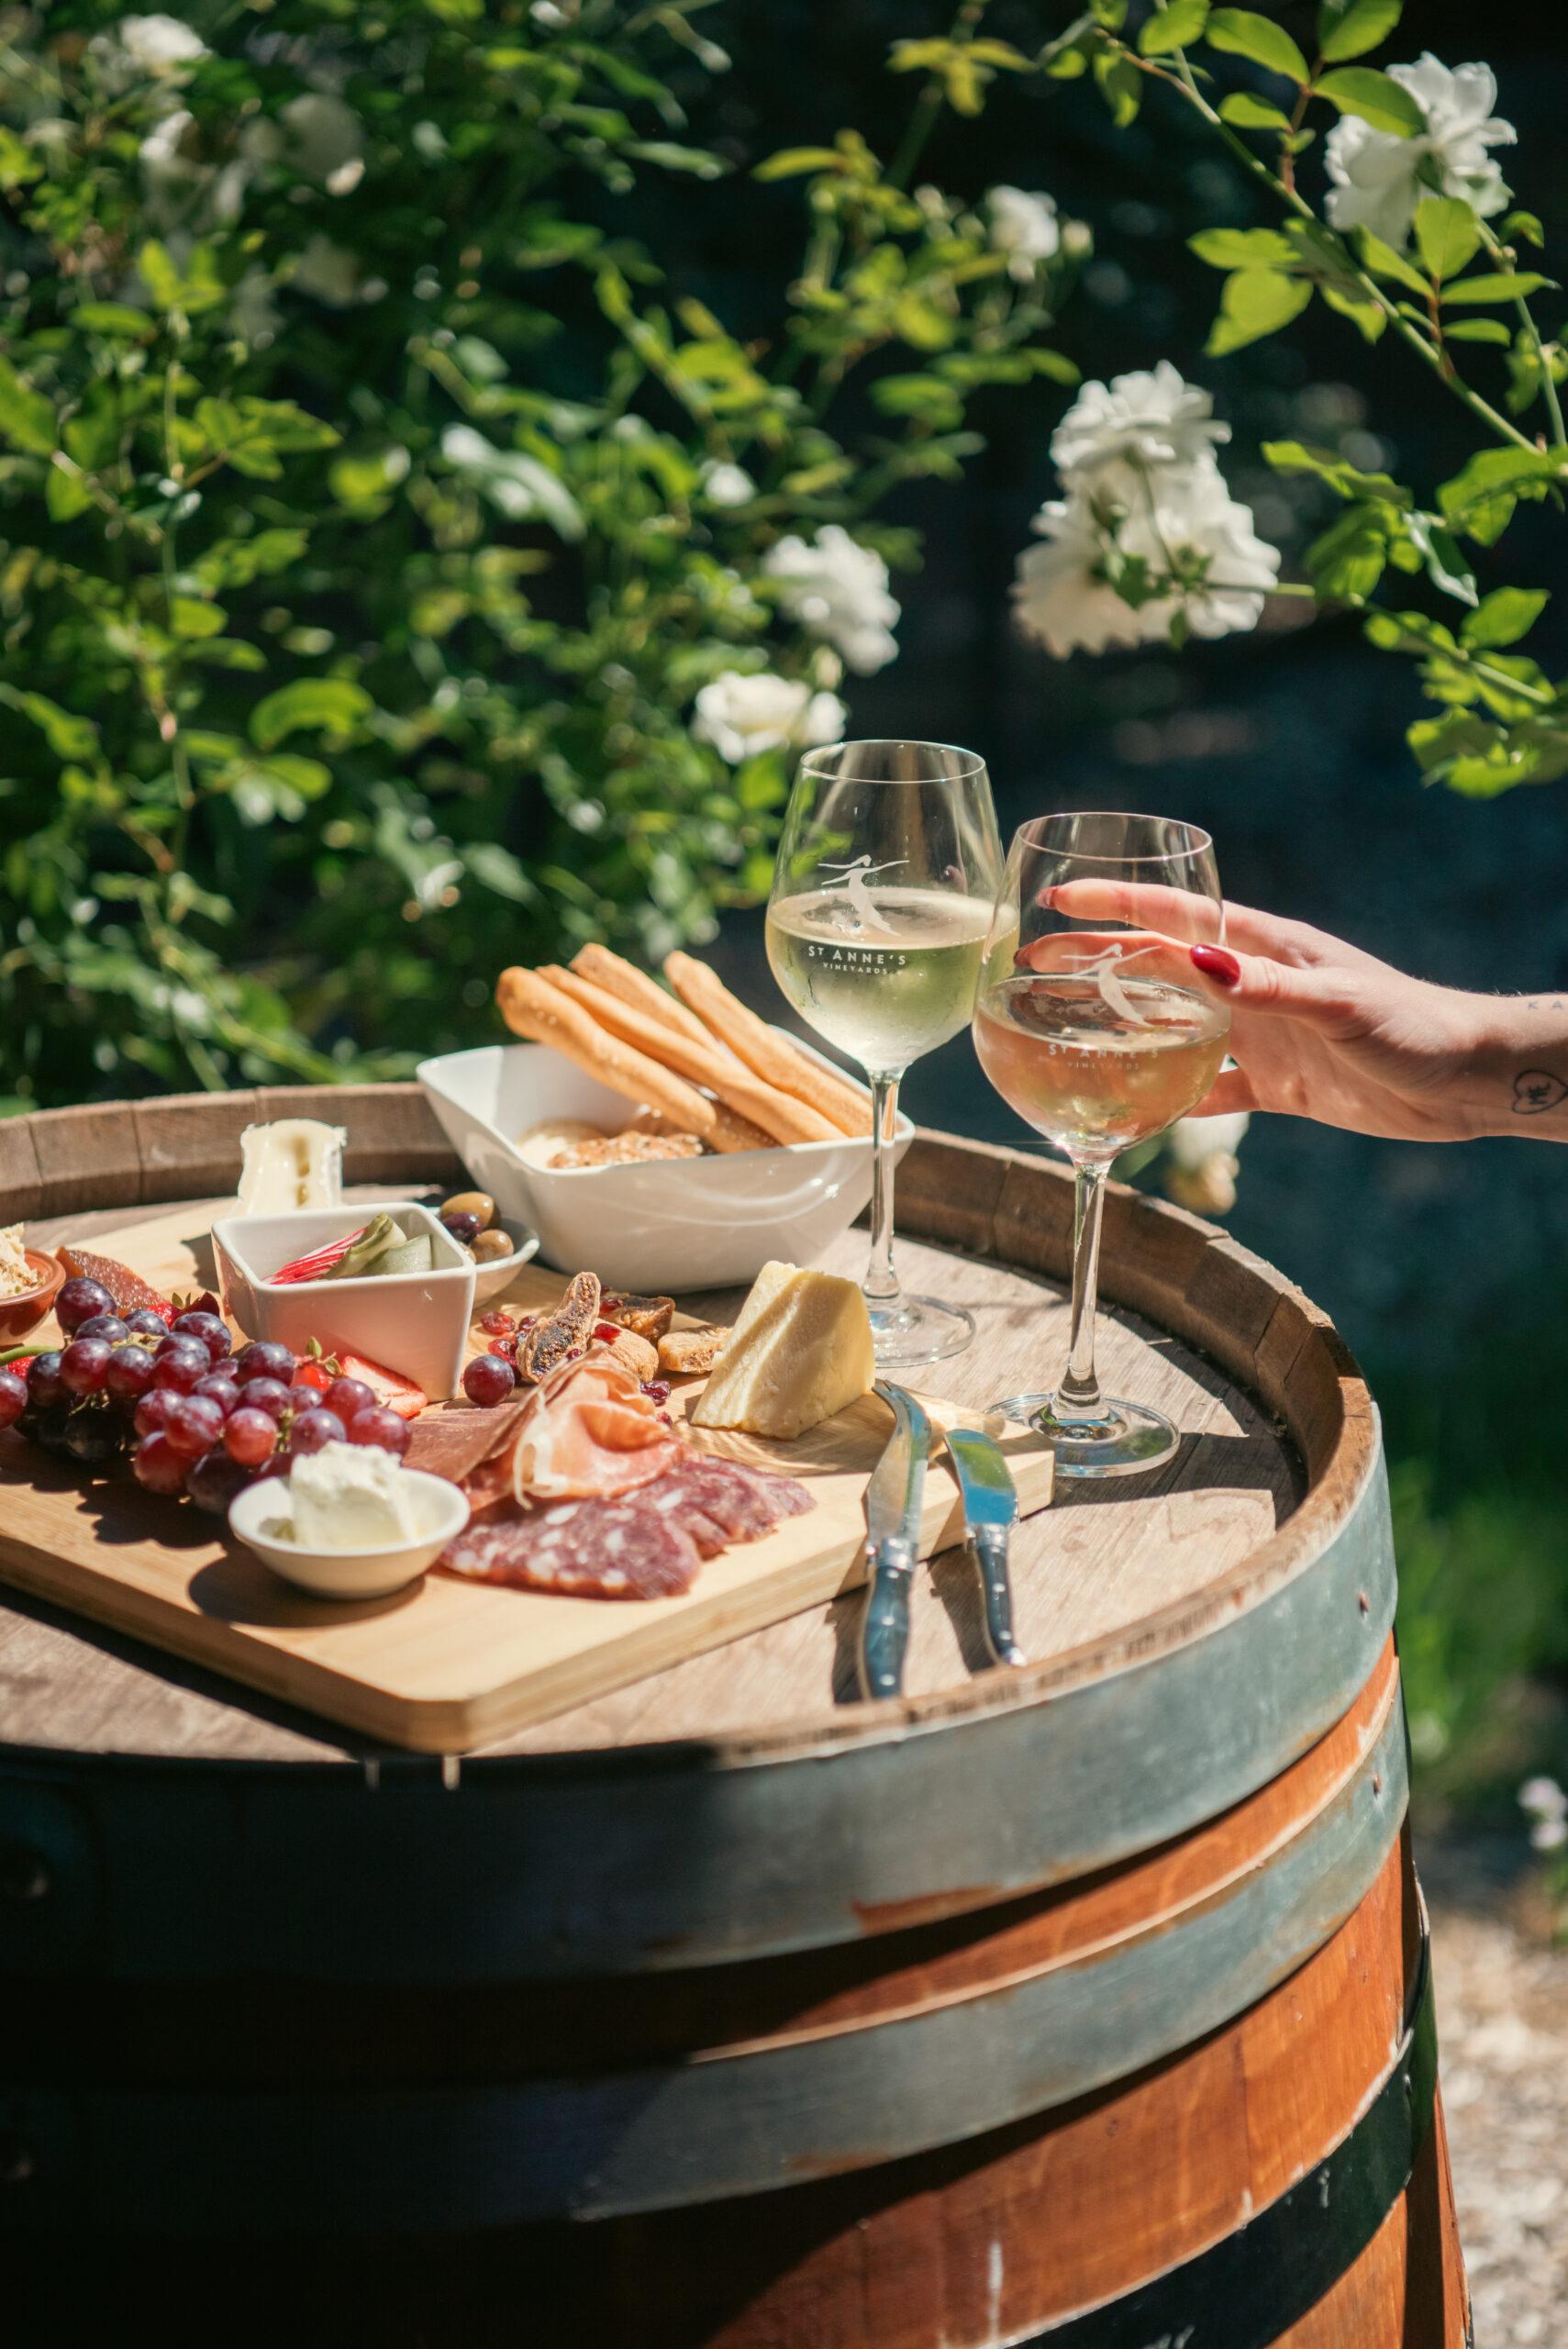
[229,1442,469,1599]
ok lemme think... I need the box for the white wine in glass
[767,740,1003,1367]
[973,812,1229,1475]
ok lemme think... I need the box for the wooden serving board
[0,1204,1053,1752]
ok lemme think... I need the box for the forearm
[1462,995,1568,1138]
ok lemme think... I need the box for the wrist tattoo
[1511,1068,1568,1115]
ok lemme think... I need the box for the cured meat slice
[512,1354,681,1503]
[662,1452,815,1540]
[439,1497,699,1599]
[405,1397,528,1485]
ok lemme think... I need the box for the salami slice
[663,1453,816,1539]
[439,1497,700,1599]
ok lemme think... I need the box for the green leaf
[1442,317,1511,344]
[623,140,728,179]
[1217,92,1295,130]
[1206,268,1313,356]
[0,124,41,190]
[1407,512,1477,606]
[1262,440,1409,504]
[138,239,184,314]
[1316,67,1425,135]
[753,147,846,180]
[1501,209,1544,249]
[1357,228,1429,294]
[0,684,98,761]
[0,357,55,456]
[1461,587,1549,650]
[1320,282,1387,341]
[1415,198,1482,284]
[45,462,91,523]
[1305,503,1388,599]
[1317,0,1403,63]
[1205,9,1309,80]
[170,597,227,639]
[1139,0,1209,55]
[1189,227,1299,270]
[250,679,373,753]
[1437,446,1563,548]
[70,302,158,341]
[1093,45,1141,126]
[1442,272,1555,306]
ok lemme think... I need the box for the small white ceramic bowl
[212,1200,475,1400]
[417,1039,913,1294]
[228,1468,470,1600]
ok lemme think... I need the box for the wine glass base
[869,1295,975,1368]
[989,1392,1180,1478]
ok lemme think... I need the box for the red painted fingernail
[1190,944,1240,986]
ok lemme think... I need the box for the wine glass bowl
[766,740,1002,1366]
[973,812,1228,1475]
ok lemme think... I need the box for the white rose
[700,462,757,508]
[139,110,247,231]
[1324,55,1515,250]
[229,267,281,346]
[244,94,363,194]
[90,14,206,90]
[762,525,900,674]
[692,672,847,764]
[985,186,1061,280]
[1051,360,1230,480]
[1014,459,1279,658]
[1520,1775,1568,1820]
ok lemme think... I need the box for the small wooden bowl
[0,1249,64,1343]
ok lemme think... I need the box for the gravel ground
[1424,1837,1568,2343]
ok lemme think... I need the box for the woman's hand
[1037,883,1568,1142]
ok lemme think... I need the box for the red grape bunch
[2,1280,412,1516]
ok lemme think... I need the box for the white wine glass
[973,811,1229,1475]
[766,740,1003,1366]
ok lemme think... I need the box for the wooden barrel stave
[0,1098,1467,2336]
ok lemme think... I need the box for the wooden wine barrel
[0,1091,1469,2345]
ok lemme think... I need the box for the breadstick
[572,944,738,1061]
[663,952,872,1138]
[495,968,717,1139]
[539,965,840,1147]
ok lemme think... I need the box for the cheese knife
[857,1380,931,1701]
[942,1423,1025,1670]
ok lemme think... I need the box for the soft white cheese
[287,1441,418,1551]
[237,1119,346,1215]
[0,1224,39,1301]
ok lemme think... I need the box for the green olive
[442,1190,495,1230]
[469,1228,514,1264]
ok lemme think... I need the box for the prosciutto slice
[509,1354,681,1503]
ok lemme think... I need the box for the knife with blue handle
[942,1423,1025,1669]
[857,1381,931,1701]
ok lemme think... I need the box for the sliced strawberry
[272,1230,365,1285]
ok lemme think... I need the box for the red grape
[322,1375,374,1424]
[60,1336,113,1397]
[223,1406,279,1468]
[152,1337,210,1394]
[234,1340,296,1386]
[242,1376,293,1422]
[172,1310,231,1362]
[288,1408,346,1455]
[345,1406,411,1457]
[75,1314,130,1347]
[124,1308,171,1341]
[105,1342,159,1402]
[134,1386,179,1439]
[193,1373,240,1417]
[57,1277,114,1335]
[133,1431,188,1495]
[463,1353,517,1407]
[164,1394,226,1460]
[440,1209,482,1245]
[0,1370,28,1429]
[63,1408,128,1466]
[185,1451,252,1515]
[26,1352,66,1409]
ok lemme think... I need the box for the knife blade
[942,1423,1025,1670]
[857,1381,931,1701]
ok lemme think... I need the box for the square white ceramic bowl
[417,1038,912,1294]
[211,1200,476,1400]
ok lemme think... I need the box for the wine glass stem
[862,1070,904,1306]
[1055,1158,1109,1421]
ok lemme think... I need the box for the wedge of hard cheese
[691,1261,875,1440]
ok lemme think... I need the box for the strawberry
[295,1337,426,1418]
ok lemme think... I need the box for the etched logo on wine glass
[817,854,906,939]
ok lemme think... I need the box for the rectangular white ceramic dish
[417,1037,911,1293]
[211,1200,476,1399]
